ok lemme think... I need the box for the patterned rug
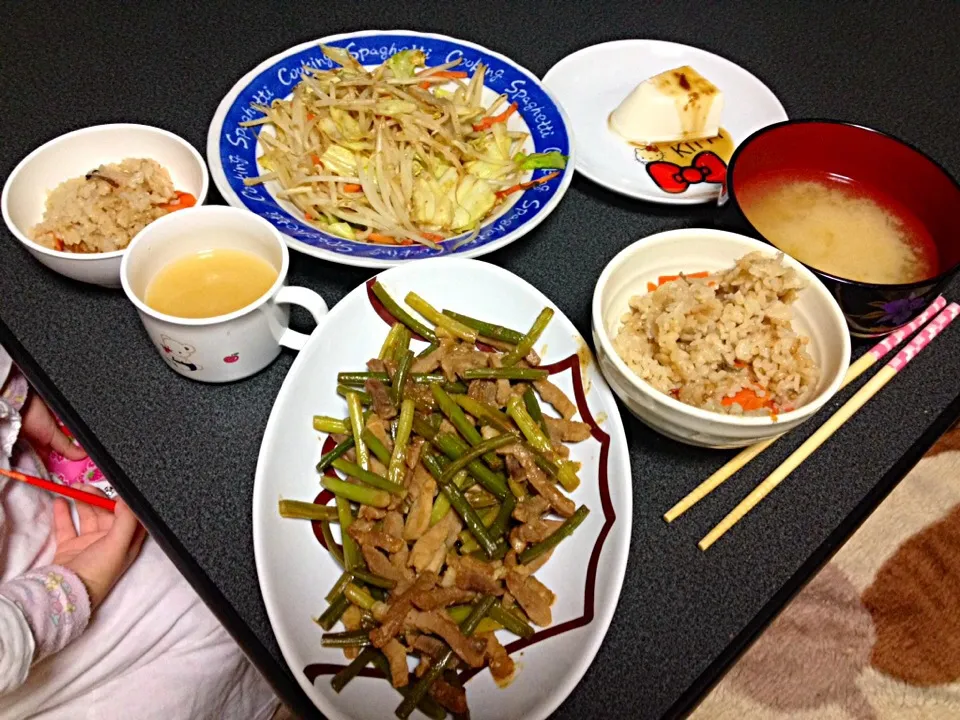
[692,422,960,720]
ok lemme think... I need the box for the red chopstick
[0,467,117,511]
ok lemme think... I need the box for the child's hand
[20,393,86,461]
[52,487,146,609]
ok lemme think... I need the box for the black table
[3,3,959,718]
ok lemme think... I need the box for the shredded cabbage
[384,49,426,79]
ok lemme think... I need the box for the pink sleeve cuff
[0,565,91,664]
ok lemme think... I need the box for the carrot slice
[311,153,321,166]
[647,282,658,292]
[721,388,775,412]
[368,233,413,246]
[473,102,518,132]
[417,70,468,89]
[369,231,436,246]
[657,271,709,286]
[306,112,316,121]
[342,183,363,193]
[53,234,64,251]
[368,232,398,245]
[494,171,561,201]
[158,191,197,212]
[418,70,469,79]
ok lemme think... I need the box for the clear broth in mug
[738,170,939,284]
[145,248,278,319]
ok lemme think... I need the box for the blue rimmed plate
[207,30,575,268]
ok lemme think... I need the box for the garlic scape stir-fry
[241,46,567,249]
[278,285,591,718]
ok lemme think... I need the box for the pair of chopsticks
[0,467,117,511]
[663,295,958,550]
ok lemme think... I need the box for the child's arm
[0,381,93,694]
[0,346,140,695]
[0,348,95,694]
[0,566,91,694]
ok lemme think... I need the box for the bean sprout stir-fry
[242,46,566,249]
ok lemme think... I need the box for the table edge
[0,316,323,720]
[665,389,960,719]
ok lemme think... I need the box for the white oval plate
[543,39,787,205]
[208,30,575,268]
[253,257,631,719]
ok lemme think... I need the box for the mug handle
[273,286,329,351]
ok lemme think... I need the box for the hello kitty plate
[542,39,787,204]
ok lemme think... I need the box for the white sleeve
[0,397,21,464]
[0,595,34,695]
[0,346,34,694]
[0,343,23,464]
[0,347,13,392]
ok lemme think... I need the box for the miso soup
[738,171,938,284]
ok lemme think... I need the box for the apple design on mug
[224,353,240,364]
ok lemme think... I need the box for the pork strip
[512,495,550,524]
[451,555,503,595]
[533,379,577,420]
[409,513,460,574]
[348,526,405,553]
[361,546,410,585]
[382,510,404,539]
[485,633,516,683]
[467,379,498,407]
[411,348,441,374]
[382,638,410,688]
[412,634,447,660]
[403,469,436,541]
[505,571,555,627]
[514,446,575,518]
[410,587,476,611]
[369,571,439,648]
[408,610,486,667]
[430,678,467,714]
[365,378,397,420]
[544,416,592,442]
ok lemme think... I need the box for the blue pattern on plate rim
[217,34,571,260]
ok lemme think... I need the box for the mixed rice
[31,158,179,253]
[613,252,819,416]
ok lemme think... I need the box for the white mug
[120,206,328,383]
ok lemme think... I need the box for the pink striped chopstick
[700,302,960,549]
[855,294,948,370]
[664,295,948,523]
